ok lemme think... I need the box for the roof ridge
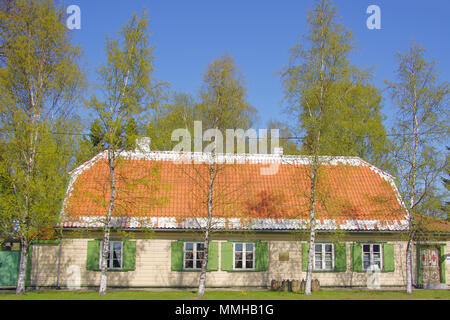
[118,150,369,166]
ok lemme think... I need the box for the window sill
[351,270,394,273]
[226,270,265,273]
[173,269,218,272]
[308,270,346,273]
[86,269,135,273]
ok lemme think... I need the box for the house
[22,149,449,290]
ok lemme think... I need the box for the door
[0,252,20,287]
[420,247,441,285]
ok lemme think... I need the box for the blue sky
[67,0,450,131]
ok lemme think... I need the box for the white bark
[406,241,413,293]
[405,87,419,294]
[99,149,116,295]
[198,162,215,296]
[16,240,28,294]
[305,159,318,295]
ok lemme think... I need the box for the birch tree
[0,0,83,294]
[385,42,449,294]
[186,54,257,296]
[282,0,388,295]
[87,12,160,295]
[147,92,196,151]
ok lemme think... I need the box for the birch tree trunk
[406,240,413,293]
[198,163,215,296]
[99,149,116,295]
[16,240,29,294]
[405,89,419,294]
[305,39,324,295]
[305,158,319,295]
[198,231,210,296]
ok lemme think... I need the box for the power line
[51,130,449,141]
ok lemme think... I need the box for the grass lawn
[0,289,449,300]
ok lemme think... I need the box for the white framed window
[314,243,334,271]
[233,243,255,270]
[362,244,382,271]
[184,242,205,270]
[100,241,123,270]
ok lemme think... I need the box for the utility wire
[51,130,449,141]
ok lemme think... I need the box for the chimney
[136,137,151,153]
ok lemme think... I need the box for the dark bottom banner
[3,300,442,319]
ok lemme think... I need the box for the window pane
[196,260,202,269]
[235,243,243,252]
[246,260,253,269]
[185,260,194,269]
[246,243,254,251]
[325,260,333,270]
[196,251,204,260]
[235,252,243,261]
[246,252,253,261]
[315,252,322,270]
[363,253,371,269]
[373,245,380,253]
[235,260,243,269]
[325,244,333,253]
[197,243,204,251]
[363,245,371,253]
[315,244,322,253]
[111,242,122,269]
[186,243,193,251]
[185,251,193,260]
[315,260,322,270]
[112,257,121,269]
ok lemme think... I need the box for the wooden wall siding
[29,239,449,288]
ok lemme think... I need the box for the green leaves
[282,0,389,168]
[0,0,83,243]
[386,42,449,219]
[198,53,257,132]
[88,11,161,155]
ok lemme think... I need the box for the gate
[0,252,19,287]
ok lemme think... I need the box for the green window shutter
[351,243,363,272]
[206,242,219,271]
[302,243,310,272]
[171,241,184,271]
[416,244,422,286]
[383,243,395,272]
[122,241,136,271]
[440,245,446,284]
[86,240,101,271]
[221,242,234,272]
[255,242,268,272]
[334,243,347,272]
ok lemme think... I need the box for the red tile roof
[60,151,409,231]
